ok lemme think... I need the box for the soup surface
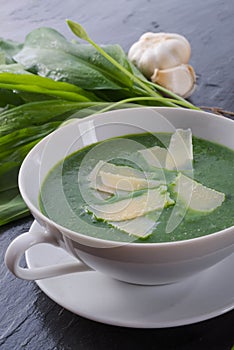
[39,132,234,243]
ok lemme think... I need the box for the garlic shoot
[128,32,196,98]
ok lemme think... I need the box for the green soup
[39,133,234,243]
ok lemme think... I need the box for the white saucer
[26,221,234,328]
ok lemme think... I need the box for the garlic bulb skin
[128,32,191,79]
[151,64,196,98]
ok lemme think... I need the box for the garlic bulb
[128,32,196,98]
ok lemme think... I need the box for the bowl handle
[5,229,92,280]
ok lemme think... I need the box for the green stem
[94,96,199,114]
[66,20,199,111]
[66,20,160,98]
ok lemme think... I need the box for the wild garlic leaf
[0,121,60,153]
[0,88,24,107]
[0,188,29,226]
[0,63,31,75]
[14,27,134,90]
[0,72,97,102]
[0,139,39,174]
[0,100,84,136]
[0,38,23,64]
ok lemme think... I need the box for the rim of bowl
[18,107,234,248]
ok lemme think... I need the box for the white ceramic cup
[4,107,234,285]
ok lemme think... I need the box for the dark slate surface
[0,1,234,349]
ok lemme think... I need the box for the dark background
[0,1,234,349]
